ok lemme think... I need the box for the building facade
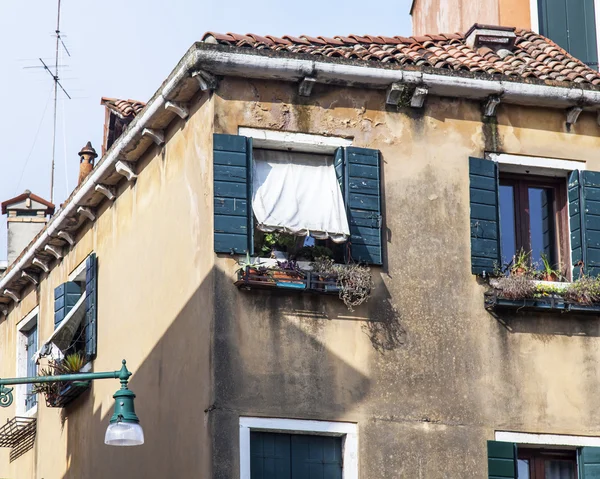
[1,21,600,479]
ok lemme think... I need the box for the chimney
[1,190,55,265]
[78,141,98,186]
[465,24,517,57]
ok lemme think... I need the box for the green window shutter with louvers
[85,253,98,361]
[338,146,383,265]
[470,157,500,275]
[487,441,516,478]
[570,170,600,278]
[54,281,82,329]
[213,134,253,254]
[580,446,600,478]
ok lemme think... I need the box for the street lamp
[0,359,143,447]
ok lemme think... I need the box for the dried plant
[564,276,600,304]
[494,274,536,300]
[336,263,374,311]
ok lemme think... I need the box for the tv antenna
[25,0,72,203]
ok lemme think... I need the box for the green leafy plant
[564,276,600,305]
[537,254,562,282]
[32,352,87,399]
[510,248,531,276]
[258,232,297,257]
[294,245,334,261]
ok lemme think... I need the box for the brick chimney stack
[78,141,98,186]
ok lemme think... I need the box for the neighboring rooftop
[1,190,55,215]
[100,97,146,119]
[202,26,600,86]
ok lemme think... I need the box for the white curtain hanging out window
[252,149,350,243]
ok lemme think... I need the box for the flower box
[45,381,90,408]
[485,291,600,315]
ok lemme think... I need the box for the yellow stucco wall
[0,92,215,479]
[211,77,600,478]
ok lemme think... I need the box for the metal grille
[0,416,36,461]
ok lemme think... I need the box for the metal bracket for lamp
[0,360,144,446]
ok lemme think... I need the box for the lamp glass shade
[104,421,144,446]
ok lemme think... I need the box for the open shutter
[25,326,37,410]
[85,253,97,360]
[580,447,600,478]
[340,147,382,265]
[470,157,500,275]
[54,282,82,329]
[570,170,600,278]
[213,134,253,254]
[487,441,516,478]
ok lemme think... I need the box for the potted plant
[510,249,531,276]
[270,260,306,288]
[310,256,339,292]
[538,254,561,282]
[33,352,89,408]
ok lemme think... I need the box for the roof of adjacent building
[1,190,55,215]
[100,97,146,119]
[202,27,600,86]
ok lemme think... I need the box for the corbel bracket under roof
[3,289,19,303]
[410,86,429,108]
[567,106,583,125]
[115,160,137,181]
[299,77,317,97]
[44,244,63,260]
[95,184,116,201]
[77,206,96,222]
[21,271,39,286]
[385,82,404,106]
[192,70,218,91]
[483,96,502,117]
[165,101,189,119]
[142,128,165,146]
[32,257,50,273]
[57,231,75,246]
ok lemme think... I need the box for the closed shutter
[250,431,292,479]
[569,170,600,278]
[580,446,600,478]
[291,435,342,479]
[336,146,383,265]
[213,134,253,254]
[85,253,97,360]
[487,440,516,478]
[54,282,82,329]
[538,0,598,69]
[25,326,37,410]
[470,157,501,275]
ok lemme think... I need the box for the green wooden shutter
[580,446,600,478]
[339,147,383,265]
[291,434,342,479]
[487,440,516,478]
[250,431,291,479]
[25,325,37,410]
[213,134,253,254]
[85,253,98,360]
[54,282,82,329]
[569,170,600,278]
[470,157,501,275]
[538,0,598,69]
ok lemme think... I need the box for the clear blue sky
[0,1,412,260]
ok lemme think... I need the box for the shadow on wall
[496,312,600,337]
[55,264,405,478]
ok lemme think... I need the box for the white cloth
[33,291,86,363]
[252,149,350,243]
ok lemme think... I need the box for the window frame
[16,306,39,416]
[239,417,358,479]
[518,447,578,478]
[499,172,570,276]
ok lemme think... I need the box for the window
[498,174,569,272]
[213,132,383,266]
[517,449,577,479]
[251,432,342,479]
[240,417,358,479]
[16,308,38,415]
[536,0,598,69]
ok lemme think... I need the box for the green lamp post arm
[0,360,132,408]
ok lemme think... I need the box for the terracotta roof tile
[100,98,145,119]
[203,27,600,86]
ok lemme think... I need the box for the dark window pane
[517,459,530,479]
[529,187,554,267]
[499,185,516,265]
[545,459,575,479]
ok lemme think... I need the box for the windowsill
[23,404,37,418]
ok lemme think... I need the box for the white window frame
[238,127,352,154]
[239,417,359,479]
[530,0,600,69]
[487,153,586,177]
[496,430,600,448]
[16,306,39,416]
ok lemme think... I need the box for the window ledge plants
[235,255,374,311]
[33,352,90,408]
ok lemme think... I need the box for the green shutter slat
[487,441,516,478]
[291,434,342,479]
[54,282,82,328]
[85,253,98,361]
[343,147,382,265]
[580,447,600,478]
[573,170,600,278]
[470,157,500,275]
[213,134,252,254]
[250,432,291,479]
[569,170,584,278]
[25,325,37,410]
